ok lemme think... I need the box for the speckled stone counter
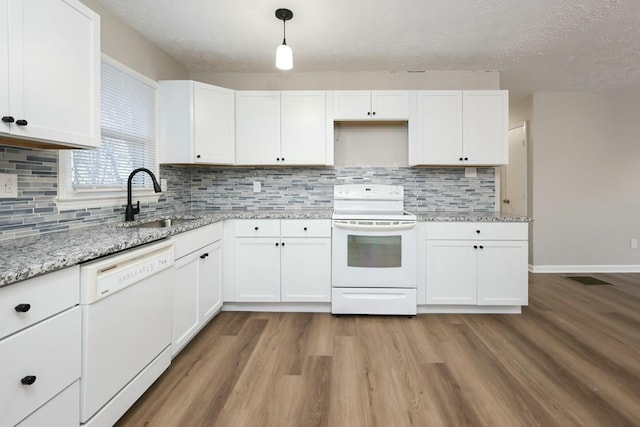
[411,210,532,222]
[0,209,333,288]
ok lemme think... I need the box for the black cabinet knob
[479,245,484,249]
[464,157,468,161]
[372,111,376,116]
[459,157,463,161]
[303,227,307,231]
[16,119,28,126]
[281,242,285,246]
[281,157,284,162]
[476,230,480,234]
[196,154,201,159]
[21,375,36,385]
[276,157,280,161]
[275,242,279,247]
[254,226,259,231]
[15,303,31,312]
[2,116,15,123]
[367,111,371,116]
[473,245,478,249]
[200,253,209,259]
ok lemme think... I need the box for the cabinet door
[235,91,281,164]
[0,0,8,135]
[281,238,331,302]
[8,0,100,148]
[172,252,199,356]
[425,240,477,304]
[199,240,223,322]
[371,91,409,119]
[280,91,326,164]
[411,91,463,165]
[234,238,281,301]
[333,91,371,120]
[462,91,508,165]
[477,241,528,305]
[194,82,235,164]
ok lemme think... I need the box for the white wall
[80,0,189,80]
[191,71,500,90]
[530,92,640,271]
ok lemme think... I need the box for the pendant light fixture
[275,8,293,70]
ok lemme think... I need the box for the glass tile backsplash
[0,145,494,241]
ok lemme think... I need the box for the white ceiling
[94,0,640,95]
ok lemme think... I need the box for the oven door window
[347,235,401,268]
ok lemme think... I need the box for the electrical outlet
[253,181,261,193]
[0,173,18,198]
[160,179,168,192]
[631,238,638,249]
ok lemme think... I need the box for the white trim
[530,265,640,273]
[417,305,522,314]
[222,302,331,313]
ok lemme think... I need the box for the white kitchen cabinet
[1,0,100,149]
[159,80,235,164]
[409,90,508,166]
[424,222,528,306]
[0,266,81,427]
[235,91,328,165]
[171,222,224,357]
[231,219,331,303]
[333,90,409,120]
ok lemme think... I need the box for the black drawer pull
[15,303,31,312]
[16,119,28,126]
[200,253,209,259]
[2,116,15,123]
[21,375,37,385]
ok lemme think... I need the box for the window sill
[54,192,160,212]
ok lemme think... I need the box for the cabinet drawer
[281,219,331,237]
[0,307,81,427]
[0,266,79,339]
[425,222,528,240]
[16,381,79,427]
[234,219,280,237]
[173,222,223,259]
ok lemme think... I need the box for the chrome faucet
[125,168,162,221]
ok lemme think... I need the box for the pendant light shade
[275,8,293,70]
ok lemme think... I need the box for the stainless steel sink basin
[132,218,197,228]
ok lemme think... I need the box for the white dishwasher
[79,239,174,427]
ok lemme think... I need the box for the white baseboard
[222,302,331,313]
[530,264,640,273]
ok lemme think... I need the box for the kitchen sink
[131,218,197,228]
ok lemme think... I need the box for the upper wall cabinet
[409,90,508,166]
[332,90,409,120]
[0,0,100,149]
[158,81,235,164]
[235,91,329,165]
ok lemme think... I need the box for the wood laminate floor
[116,273,640,427]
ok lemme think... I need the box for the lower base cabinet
[230,219,332,303]
[424,222,528,306]
[171,222,223,357]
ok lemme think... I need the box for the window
[57,55,159,209]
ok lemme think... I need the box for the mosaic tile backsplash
[0,145,495,241]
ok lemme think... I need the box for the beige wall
[80,0,189,80]
[530,92,640,270]
[190,71,500,90]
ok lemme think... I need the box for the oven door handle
[332,220,417,231]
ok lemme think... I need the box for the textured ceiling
[94,0,640,94]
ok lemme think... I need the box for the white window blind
[71,58,157,190]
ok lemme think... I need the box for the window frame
[56,55,160,211]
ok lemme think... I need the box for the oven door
[332,220,417,288]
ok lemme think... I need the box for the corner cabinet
[1,0,100,149]
[158,80,235,164]
[235,91,330,165]
[409,90,508,166]
[170,222,224,357]
[423,222,528,307]
[332,90,409,120]
[228,219,331,303]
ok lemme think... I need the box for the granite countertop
[0,208,530,288]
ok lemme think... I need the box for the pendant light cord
[282,19,287,45]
